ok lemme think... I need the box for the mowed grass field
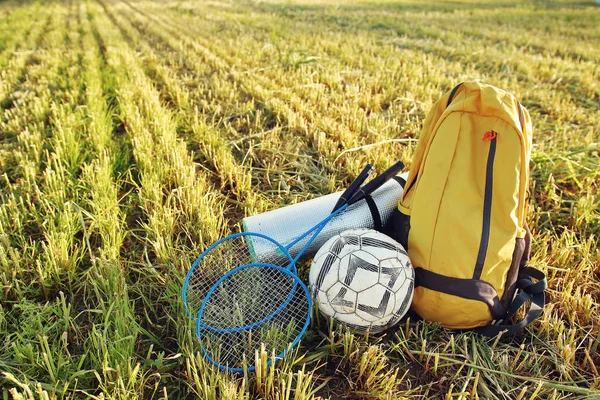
[0,0,599,398]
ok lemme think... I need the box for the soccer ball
[309,228,414,333]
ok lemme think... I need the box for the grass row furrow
[89,1,265,396]
[93,0,225,263]
[0,1,75,302]
[104,0,338,206]
[0,1,102,395]
[35,1,89,299]
[88,2,237,396]
[77,1,127,265]
[113,0,412,191]
[97,0,262,218]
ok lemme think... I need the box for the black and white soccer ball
[309,228,414,333]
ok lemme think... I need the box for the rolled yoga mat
[243,172,408,263]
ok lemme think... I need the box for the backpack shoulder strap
[447,82,463,106]
[402,83,464,198]
[475,267,547,337]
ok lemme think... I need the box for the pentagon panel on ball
[309,228,415,333]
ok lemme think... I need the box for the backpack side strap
[475,267,547,337]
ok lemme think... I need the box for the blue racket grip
[347,161,405,205]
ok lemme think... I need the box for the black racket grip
[331,164,374,212]
[347,161,405,206]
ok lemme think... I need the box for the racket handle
[331,164,374,212]
[347,161,405,205]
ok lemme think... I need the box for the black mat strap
[365,194,383,232]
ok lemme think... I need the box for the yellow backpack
[393,82,546,335]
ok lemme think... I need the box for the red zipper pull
[482,130,497,141]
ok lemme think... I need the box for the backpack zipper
[473,131,497,280]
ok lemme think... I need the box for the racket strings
[185,235,290,319]
[197,265,311,370]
